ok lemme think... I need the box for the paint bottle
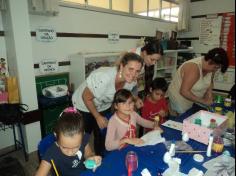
[169,140,176,157]
[207,134,213,157]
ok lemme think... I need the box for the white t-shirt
[72,67,137,112]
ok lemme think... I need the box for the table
[81,108,235,176]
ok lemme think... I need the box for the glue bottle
[207,134,213,157]
[169,140,176,157]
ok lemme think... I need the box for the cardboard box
[182,110,228,145]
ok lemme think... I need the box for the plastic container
[215,107,222,114]
[224,98,232,107]
[209,119,217,129]
[194,118,202,126]
[125,151,138,172]
[212,136,224,153]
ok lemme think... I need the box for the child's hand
[87,155,102,172]
[158,109,166,117]
[127,138,144,145]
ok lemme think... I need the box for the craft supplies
[215,107,223,114]
[182,132,189,142]
[212,136,224,153]
[125,151,138,173]
[84,159,96,169]
[188,168,204,176]
[215,95,223,104]
[169,140,176,157]
[175,150,206,154]
[209,118,217,129]
[224,98,232,107]
[51,159,60,176]
[183,110,227,145]
[207,135,213,157]
[163,152,171,163]
[141,168,152,176]
[226,111,235,129]
[194,118,202,126]
[193,154,204,162]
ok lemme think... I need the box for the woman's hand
[96,115,108,129]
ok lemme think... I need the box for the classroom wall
[178,0,235,92]
[0,4,176,152]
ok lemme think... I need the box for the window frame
[60,0,179,23]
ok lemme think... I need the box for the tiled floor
[0,147,39,176]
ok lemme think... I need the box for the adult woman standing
[168,48,229,115]
[130,38,164,108]
[72,52,143,156]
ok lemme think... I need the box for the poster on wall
[36,27,57,42]
[220,13,235,66]
[199,17,222,46]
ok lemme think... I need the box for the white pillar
[1,0,41,153]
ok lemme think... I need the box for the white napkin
[135,130,165,147]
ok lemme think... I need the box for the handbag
[0,103,28,125]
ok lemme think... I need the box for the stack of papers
[135,130,165,147]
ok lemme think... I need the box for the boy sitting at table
[141,77,168,133]
[105,89,160,151]
[35,107,102,176]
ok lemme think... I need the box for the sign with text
[39,60,58,74]
[36,27,57,42]
[108,32,119,44]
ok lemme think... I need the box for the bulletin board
[220,13,235,66]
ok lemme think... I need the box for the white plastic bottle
[207,134,213,157]
[169,140,176,157]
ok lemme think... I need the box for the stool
[0,122,28,161]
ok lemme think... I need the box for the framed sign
[108,32,119,44]
[36,27,57,42]
[39,60,58,74]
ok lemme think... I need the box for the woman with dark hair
[130,38,164,107]
[168,47,229,115]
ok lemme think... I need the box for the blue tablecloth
[81,109,235,176]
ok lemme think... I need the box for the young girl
[105,89,159,151]
[35,107,102,176]
[141,77,168,132]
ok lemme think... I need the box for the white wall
[178,0,235,91]
[0,5,176,151]
[31,6,176,75]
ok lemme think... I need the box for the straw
[51,159,60,176]
[175,150,206,154]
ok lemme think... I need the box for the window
[133,0,148,16]
[87,0,109,9]
[112,0,129,13]
[61,0,179,22]
[161,1,179,22]
[63,0,85,5]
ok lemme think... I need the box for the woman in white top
[72,52,143,156]
[168,48,229,114]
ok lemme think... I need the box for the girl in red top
[141,77,168,132]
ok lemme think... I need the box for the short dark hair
[141,38,164,56]
[119,52,144,69]
[204,48,229,73]
[149,77,168,92]
[112,89,134,112]
[54,111,84,140]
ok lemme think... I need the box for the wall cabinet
[69,51,122,90]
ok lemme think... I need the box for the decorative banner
[39,60,58,74]
[108,32,119,44]
[220,13,235,66]
[36,27,57,42]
